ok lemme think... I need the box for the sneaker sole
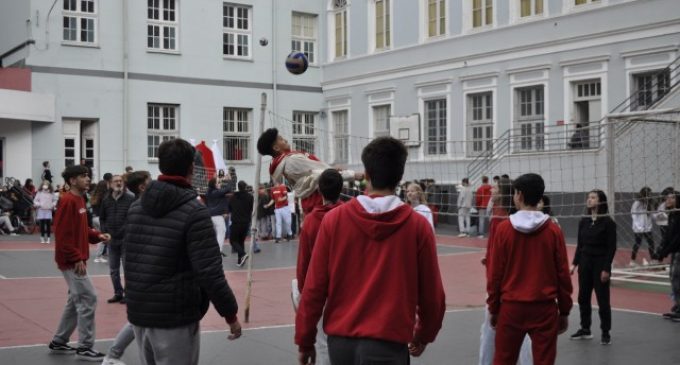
[49,349,76,355]
[601,342,612,345]
[569,335,593,340]
[76,354,105,362]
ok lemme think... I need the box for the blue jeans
[108,241,124,296]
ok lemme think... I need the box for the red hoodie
[475,184,493,209]
[486,211,573,316]
[295,197,446,352]
[54,192,102,270]
[297,201,343,293]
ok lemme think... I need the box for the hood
[140,180,198,218]
[346,196,412,241]
[509,210,550,234]
[310,201,343,218]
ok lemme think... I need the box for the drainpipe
[122,0,130,167]
[271,0,278,116]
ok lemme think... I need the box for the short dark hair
[208,177,217,190]
[103,173,113,182]
[126,170,151,195]
[158,138,195,176]
[238,180,247,192]
[62,165,90,185]
[541,195,553,216]
[492,175,500,181]
[587,189,609,215]
[42,161,49,167]
[482,176,489,183]
[501,174,510,179]
[512,173,544,207]
[361,137,408,191]
[257,128,279,156]
[319,169,343,202]
[462,178,469,185]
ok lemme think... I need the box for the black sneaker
[569,329,593,340]
[48,341,76,355]
[119,297,126,304]
[237,254,249,267]
[601,332,611,345]
[107,295,123,304]
[663,311,680,319]
[76,347,105,362]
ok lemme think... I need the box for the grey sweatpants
[133,322,200,365]
[108,322,135,359]
[52,269,98,349]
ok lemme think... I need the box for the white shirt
[413,204,434,230]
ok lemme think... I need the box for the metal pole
[244,92,267,323]
[605,116,616,220]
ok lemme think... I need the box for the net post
[244,92,267,323]
[604,115,615,222]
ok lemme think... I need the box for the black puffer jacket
[100,190,135,241]
[124,180,238,328]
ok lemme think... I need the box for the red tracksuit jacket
[486,213,573,316]
[295,197,446,352]
[54,192,102,270]
[296,201,343,293]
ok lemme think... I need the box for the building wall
[318,0,680,191]
[0,119,32,181]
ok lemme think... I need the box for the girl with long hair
[406,182,433,229]
[631,186,656,265]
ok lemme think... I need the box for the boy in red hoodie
[257,128,362,214]
[49,165,110,361]
[293,168,345,365]
[295,137,446,365]
[487,173,573,365]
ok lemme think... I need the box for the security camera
[259,38,269,46]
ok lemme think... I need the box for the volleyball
[285,51,309,75]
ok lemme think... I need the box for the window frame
[291,12,318,65]
[292,111,318,155]
[370,0,392,52]
[513,86,546,152]
[332,110,350,164]
[466,92,494,157]
[631,69,671,111]
[223,3,253,60]
[472,0,493,29]
[329,1,349,60]
[423,98,448,156]
[423,0,447,40]
[372,104,392,138]
[147,0,180,53]
[147,103,180,160]
[223,107,252,163]
[62,0,98,46]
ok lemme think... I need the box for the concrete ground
[1,231,678,364]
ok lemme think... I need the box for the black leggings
[632,232,654,260]
[577,255,611,332]
[39,219,52,237]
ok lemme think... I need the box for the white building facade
[1,0,679,188]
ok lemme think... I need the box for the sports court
[1,232,678,364]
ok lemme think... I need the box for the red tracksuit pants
[493,301,559,365]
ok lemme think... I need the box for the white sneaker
[93,257,101,263]
[642,258,649,266]
[457,233,467,237]
[99,257,108,263]
[629,261,637,267]
[40,237,46,244]
[46,237,51,244]
[101,356,126,365]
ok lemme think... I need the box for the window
[467,93,493,156]
[223,4,251,58]
[427,0,446,38]
[425,99,447,155]
[223,108,251,161]
[62,0,97,44]
[576,80,601,99]
[292,13,317,64]
[292,112,317,154]
[147,0,178,51]
[374,0,391,50]
[64,138,76,167]
[333,110,349,163]
[520,0,543,17]
[373,105,391,137]
[514,86,544,151]
[332,1,348,59]
[84,138,94,168]
[472,0,493,28]
[575,0,600,4]
[147,104,179,159]
[632,69,671,111]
